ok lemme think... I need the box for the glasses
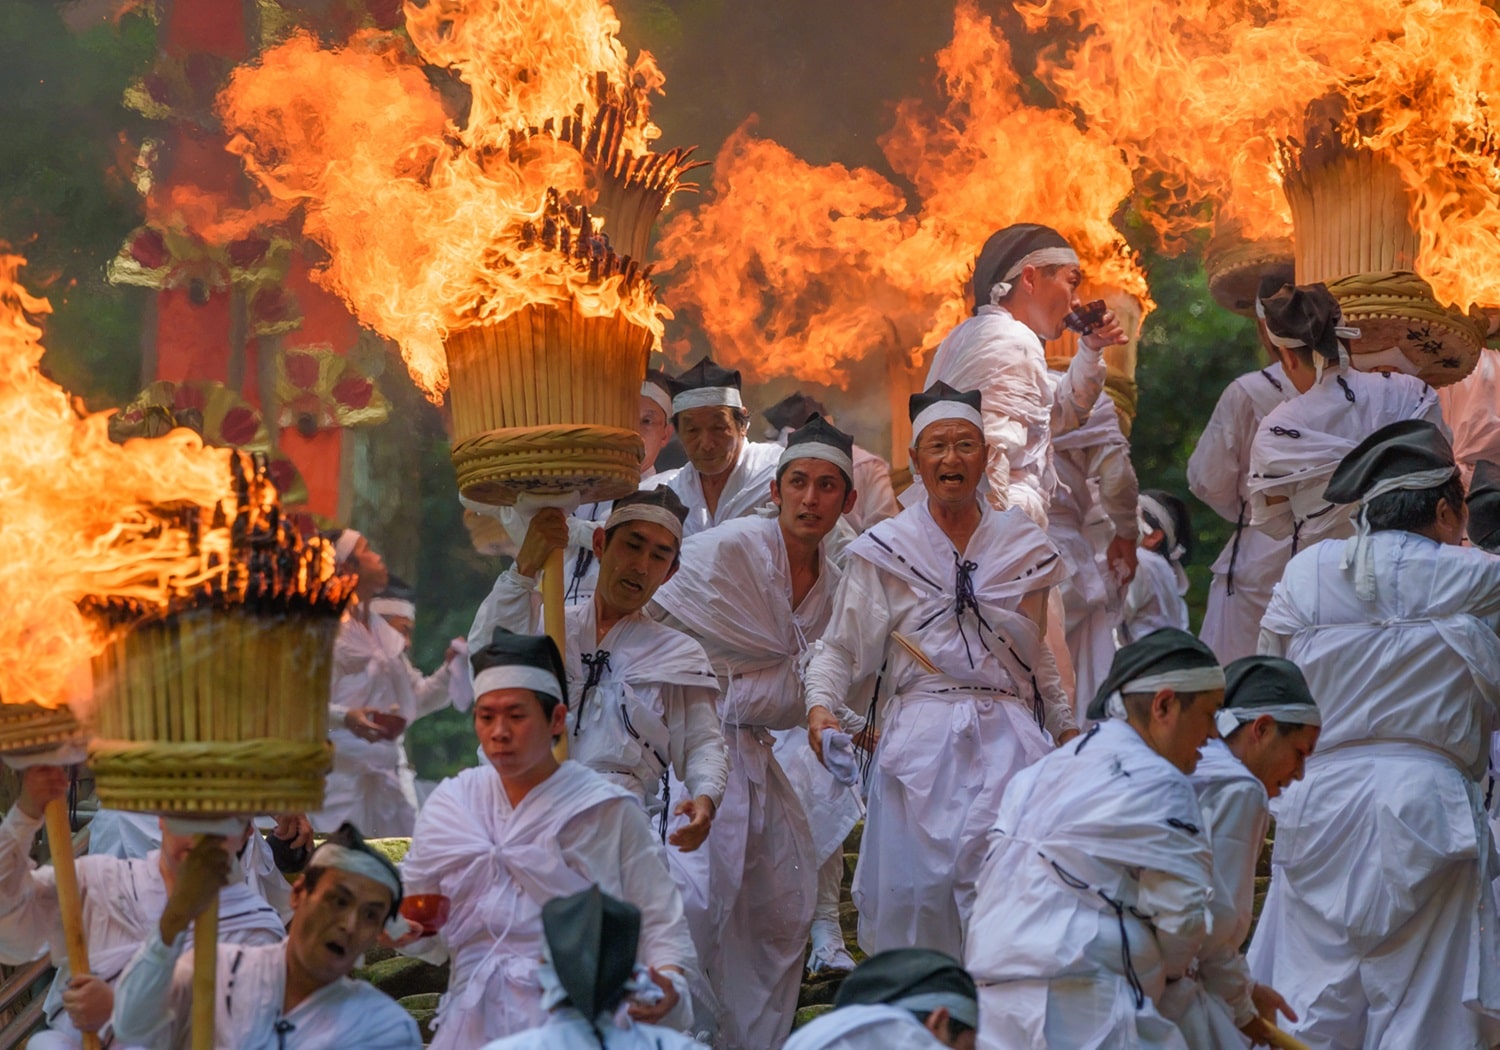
[916,439,983,458]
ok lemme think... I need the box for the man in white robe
[468,487,727,839]
[806,384,1075,959]
[1250,419,1500,1049]
[1247,282,1444,554]
[399,629,699,1047]
[763,390,899,531]
[924,223,1128,528]
[664,356,782,537]
[651,416,860,1049]
[965,628,1223,1050]
[0,764,284,1049]
[1048,383,1139,706]
[1166,655,1318,1048]
[1438,345,1500,484]
[784,948,980,1050]
[111,823,421,1049]
[480,887,708,1050]
[1121,490,1192,643]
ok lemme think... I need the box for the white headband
[1215,703,1322,737]
[1341,465,1459,601]
[641,381,673,419]
[911,401,983,442]
[777,441,854,478]
[1138,494,1184,562]
[1253,296,1360,379]
[370,597,416,620]
[671,386,744,413]
[892,992,979,1031]
[1103,665,1227,719]
[989,246,1080,302]
[333,529,363,564]
[472,663,565,702]
[308,841,402,901]
[603,503,684,541]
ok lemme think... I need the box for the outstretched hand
[667,796,715,853]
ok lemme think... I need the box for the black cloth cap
[470,626,569,708]
[971,224,1072,314]
[1259,282,1347,361]
[1469,460,1500,552]
[375,575,415,604]
[542,886,641,1022]
[786,413,855,458]
[1223,655,1316,712]
[764,391,827,432]
[908,381,982,424]
[610,485,690,527]
[1323,419,1456,505]
[834,948,977,1011]
[1256,272,1294,305]
[666,356,743,398]
[1087,628,1222,721]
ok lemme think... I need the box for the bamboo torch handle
[542,545,568,761]
[191,881,218,1050]
[43,800,100,1050]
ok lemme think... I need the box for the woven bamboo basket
[1204,226,1295,317]
[446,301,650,507]
[88,609,338,813]
[1283,143,1485,387]
[0,702,84,755]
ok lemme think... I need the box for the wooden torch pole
[43,799,100,1050]
[191,857,219,1050]
[542,546,569,761]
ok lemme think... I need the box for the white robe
[400,760,698,1047]
[318,608,456,836]
[804,498,1072,957]
[1163,739,1268,1048]
[651,515,833,1050]
[665,441,782,538]
[782,1003,948,1049]
[111,935,420,1049]
[966,718,1212,1050]
[1049,385,1138,708]
[1120,546,1189,644]
[849,444,900,531]
[0,806,285,1049]
[925,305,1106,527]
[1247,365,1443,552]
[1438,346,1500,484]
[479,1008,709,1049]
[1188,363,1294,663]
[468,568,728,812]
[1250,531,1500,1049]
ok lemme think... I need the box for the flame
[1018,0,1500,308]
[218,0,679,401]
[0,252,234,709]
[657,0,1148,386]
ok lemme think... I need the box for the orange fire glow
[0,252,233,710]
[218,0,679,401]
[657,0,1148,386]
[1017,0,1500,309]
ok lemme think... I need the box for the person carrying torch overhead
[0,764,285,1049]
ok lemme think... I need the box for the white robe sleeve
[1137,866,1210,980]
[803,558,893,720]
[110,928,192,1048]
[1051,346,1107,437]
[1188,382,1257,524]
[664,684,730,807]
[851,453,900,532]
[469,567,542,654]
[407,656,455,720]
[1089,437,1141,542]
[0,805,56,966]
[1194,779,1266,1026]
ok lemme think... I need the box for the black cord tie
[918,554,991,669]
[275,1020,295,1050]
[1337,375,1357,403]
[1046,856,1146,1009]
[576,650,611,737]
[565,546,594,603]
[1269,425,1301,439]
[659,772,671,843]
[1225,502,1247,597]
[1261,368,1285,393]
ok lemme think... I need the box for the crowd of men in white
[4,221,1500,1049]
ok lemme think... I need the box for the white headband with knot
[308,841,402,901]
[988,246,1080,303]
[1341,466,1459,600]
[1103,665,1227,719]
[671,387,744,414]
[1253,296,1361,380]
[1138,493,1185,563]
[603,503,684,541]
[777,441,853,478]
[333,529,363,564]
[911,401,983,442]
[1215,703,1322,737]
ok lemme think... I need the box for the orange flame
[218,0,679,401]
[658,0,1148,386]
[0,252,235,710]
[1018,0,1500,308]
